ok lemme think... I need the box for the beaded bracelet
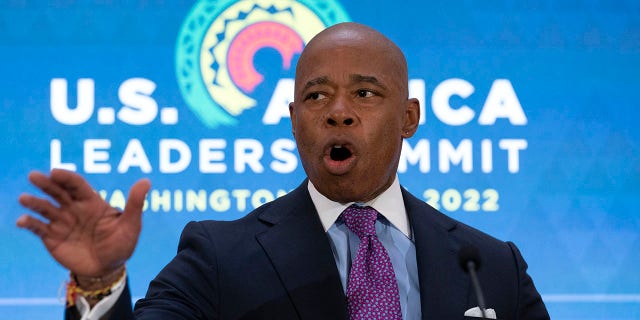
[65,268,126,308]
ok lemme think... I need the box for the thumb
[121,178,151,230]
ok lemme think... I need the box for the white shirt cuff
[74,272,127,320]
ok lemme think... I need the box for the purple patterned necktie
[342,205,402,320]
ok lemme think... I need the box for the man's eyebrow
[350,74,388,90]
[303,76,329,91]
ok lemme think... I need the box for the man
[18,22,550,319]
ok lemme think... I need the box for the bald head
[295,22,409,98]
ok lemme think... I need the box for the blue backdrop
[1,1,639,319]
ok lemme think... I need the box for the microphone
[458,245,488,319]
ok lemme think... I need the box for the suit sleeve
[133,221,219,319]
[507,242,550,320]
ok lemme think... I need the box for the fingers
[18,193,62,221]
[16,214,49,238]
[49,168,97,201]
[28,171,73,206]
[121,178,151,230]
[27,169,99,207]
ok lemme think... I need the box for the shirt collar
[308,175,411,238]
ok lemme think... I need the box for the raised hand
[17,169,151,278]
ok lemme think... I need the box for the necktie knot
[342,205,378,239]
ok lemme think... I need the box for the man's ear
[401,98,420,138]
[289,102,296,136]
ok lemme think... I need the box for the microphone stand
[466,260,487,319]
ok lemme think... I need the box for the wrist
[66,266,126,308]
[73,265,126,291]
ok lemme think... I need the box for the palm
[42,194,135,276]
[18,169,150,277]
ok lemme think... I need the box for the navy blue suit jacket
[69,181,549,319]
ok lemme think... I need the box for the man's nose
[326,97,356,127]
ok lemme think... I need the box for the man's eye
[357,90,375,98]
[305,92,325,100]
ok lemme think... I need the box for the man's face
[290,29,419,203]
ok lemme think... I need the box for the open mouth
[323,143,357,175]
[330,145,353,161]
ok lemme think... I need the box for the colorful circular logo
[175,0,350,128]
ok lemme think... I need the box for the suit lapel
[255,182,348,320]
[402,188,471,319]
